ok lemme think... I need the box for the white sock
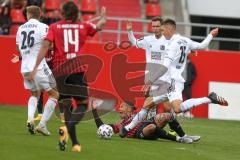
[180,97,211,112]
[27,96,38,122]
[125,108,148,131]
[39,98,58,126]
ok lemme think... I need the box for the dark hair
[62,1,79,22]
[151,16,163,24]
[162,18,176,29]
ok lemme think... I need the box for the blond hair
[26,6,41,19]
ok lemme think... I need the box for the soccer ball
[97,124,114,139]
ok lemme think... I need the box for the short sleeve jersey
[45,20,97,69]
[136,35,171,83]
[16,19,49,73]
[166,34,206,82]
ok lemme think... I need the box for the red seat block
[80,0,96,13]
[145,3,161,17]
[45,0,61,10]
[82,14,96,22]
[10,9,26,24]
[147,22,153,33]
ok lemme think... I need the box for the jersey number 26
[21,31,35,49]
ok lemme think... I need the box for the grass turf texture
[0,105,240,160]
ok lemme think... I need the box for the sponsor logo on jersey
[151,51,161,60]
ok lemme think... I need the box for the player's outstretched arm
[190,28,218,50]
[27,40,51,81]
[96,6,106,31]
[127,21,138,46]
[90,99,105,128]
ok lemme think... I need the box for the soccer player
[121,17,200,141]
[11,54,43,120]
[16,6,59,135]
[28,2,106,152]
[91,99,193,143]
[120,18,228,137]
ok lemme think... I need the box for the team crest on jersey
[160,45,165,50]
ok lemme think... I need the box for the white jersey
[135,34,171,83]
[165,34,213,83]
[16,19,49,73]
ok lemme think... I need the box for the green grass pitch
[0,105,240,160]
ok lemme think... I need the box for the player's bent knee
[143,124,156,136]
[48,89,59,100]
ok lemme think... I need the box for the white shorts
[152,80,184,104]
[22,68,56,92]
[167,80,184,103]
[150,82,170,105]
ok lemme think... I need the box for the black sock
[37,92,43,114]
[64,105,73,127]
[68,124,78,145]
[67,104,87,146]
[168,119,185,137]
[155,127,176,141]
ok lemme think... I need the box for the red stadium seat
[63,0,79,5]
[10,24,20,35]
[145,3,161,18]
[82,14,96,22]
[11,0,26,9]
[45,0,61,11]
[80,0,96,13]
[10,9,26,24]
[147,22,153,33]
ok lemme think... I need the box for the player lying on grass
[91,100,199,143]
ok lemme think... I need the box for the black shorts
[134,117,158,140]
[57,72,88,101]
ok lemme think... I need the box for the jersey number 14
[63,29,79,53]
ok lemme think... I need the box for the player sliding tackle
[16,6,59,135]
[91,99,195,143]
[119,18,228,137]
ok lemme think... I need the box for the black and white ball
[97,124,114,139]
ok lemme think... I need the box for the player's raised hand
[100,6,106,17]
[90,98,104,110]
[11,54,20,63]
[126,20,133,31]
[210,28,218,37]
